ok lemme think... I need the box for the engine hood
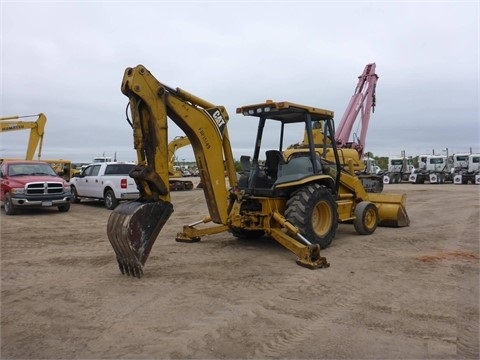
[5,175,68,186]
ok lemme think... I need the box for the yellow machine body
[107,65,409,278]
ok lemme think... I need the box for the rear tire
[4,193,17,215]
[353,201,378,235]
[104,189,118,210]
[285,183,337,249]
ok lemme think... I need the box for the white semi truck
[383,151,414,184]
[453,153,480,185]
[409,154,453,184]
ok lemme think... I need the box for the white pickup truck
[70,162,139,209]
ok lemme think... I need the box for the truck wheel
[58,203,71,212]
[353,201,378,235]
[285,183,338,249]
[71,186,81,203]
[104,189,118,210]
[3,193,17,215]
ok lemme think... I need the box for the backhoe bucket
[367,193,410,227]
[107,200,174,278]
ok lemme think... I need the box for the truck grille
[25,182,65,195]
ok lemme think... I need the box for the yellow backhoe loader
[0,113,76,180]
[107,65,409,278]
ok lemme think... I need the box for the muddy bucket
[367,193,410,228]
[107,200,174,278]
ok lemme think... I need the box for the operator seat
[264,150,286,178]
[240,155,252,173]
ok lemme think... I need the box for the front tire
[4,193,17,215]
[104,189,118,210]
[285,183,338,249]
[71,186,81,203]
[353,201,378,235]
[58,203,71,212]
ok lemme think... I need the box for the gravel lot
[1,182,479,359]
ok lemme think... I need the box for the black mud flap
[107,200,174,278]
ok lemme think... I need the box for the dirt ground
[1,181,479,359]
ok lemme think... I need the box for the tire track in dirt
[238,272,360,358]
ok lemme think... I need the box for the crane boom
[335,63,378,158]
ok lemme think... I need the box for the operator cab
[236,101,341,196]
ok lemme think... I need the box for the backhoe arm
[121,65,236,221]
[107,65,237,277]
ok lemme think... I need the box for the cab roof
[236,100,334,123]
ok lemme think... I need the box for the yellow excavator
[0,113,77,180]
[107,65,409,278]
[0,113,47,160]
[167,136,194,191]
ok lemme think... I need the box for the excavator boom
[167,135,195,190]
[0,113,47,160]
[168,135,191,177]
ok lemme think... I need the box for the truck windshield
[9,163,57,177]
[429,158,444,164]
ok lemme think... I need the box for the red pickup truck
[0,159,73,215]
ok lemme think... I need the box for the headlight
[11,188,25,194]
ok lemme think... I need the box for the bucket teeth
[107,200,174,277]
[117,258,144,278]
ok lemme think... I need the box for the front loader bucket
[107,200,174,278]
[367,193,410,228]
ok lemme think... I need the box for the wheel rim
[105,194,112,208]
[364,207,377,230]
[312,200,332,237]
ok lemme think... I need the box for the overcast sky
[1,1,478,164]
